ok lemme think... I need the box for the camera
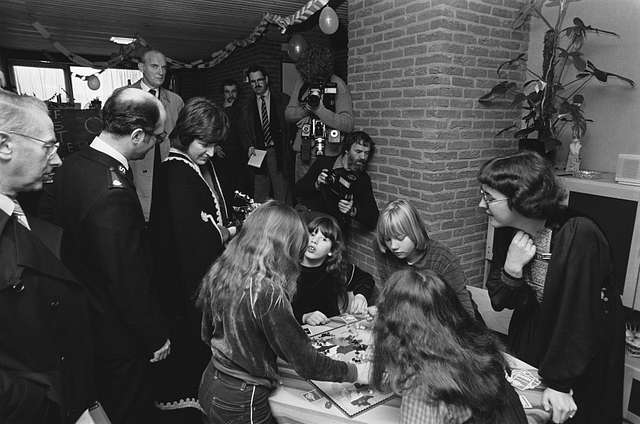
[323,169,356,200]
[302,81,337,109]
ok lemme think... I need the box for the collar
[256,90,271,102]
[140,81,160,97]
[0,193,16,217]
[334,154,348,170]
[90,136,129,170]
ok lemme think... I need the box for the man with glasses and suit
[129,49,184,221]
[238,64,293,203]
[41,87,171,424]
[0,90,95,424]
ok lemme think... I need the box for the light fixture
[109,36,136,45]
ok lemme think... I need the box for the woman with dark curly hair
[197,201,369,424]
[372,269,527,424]
[291,215,374,325]
[478,151,624,424]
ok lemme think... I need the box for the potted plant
[479,0,635,166]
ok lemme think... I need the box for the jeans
[198,361,276,424]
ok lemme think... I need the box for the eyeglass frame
[480,187,509,205]
[147,130,167,144]
[1,130,60,158]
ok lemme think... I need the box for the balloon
[87,75,100,90]
[319,6,339,35]
[288,34,308,61]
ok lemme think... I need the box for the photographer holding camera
[295,131,378,231]
[285,44,354,182]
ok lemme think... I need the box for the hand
[150,339,171,363]
[355,362,371,385]
[315,169,329,190]
[542,388,577,423]
[214,144,226,158]
[227,226,237,238]
[302,311,329,326]
[248,146,255,159]
[366,305,378,317]
[337,198,354,215]
[349,294,368,315]
[504,231,536,278]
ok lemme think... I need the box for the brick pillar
[347,0,527,285]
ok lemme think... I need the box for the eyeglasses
[149,131,167,143]
[480,187,508,205]
[249,77,265,86]
[3,130,59,158]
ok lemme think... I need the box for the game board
[308,320,396,417]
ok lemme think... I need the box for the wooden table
[270,317,551,424]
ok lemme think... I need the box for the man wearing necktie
[128,49,184,222]
[41,88,171,424]
[238,65,293,203]
[0,90,95,423]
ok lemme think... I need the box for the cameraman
[295,131,378,231]
[285,44,354,182]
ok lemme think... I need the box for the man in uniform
[129,49,184,221]
[41,87,170,424]
[0,90,95,423]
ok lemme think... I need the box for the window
[12,65,69,102]
[70,66,141,108]
[10,63,142,109]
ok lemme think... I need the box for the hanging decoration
[319,6,339,35]
[28,0,331,72]
[287,34,308,61]
[86,75,101,90]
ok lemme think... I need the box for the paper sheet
[248,149,267,168]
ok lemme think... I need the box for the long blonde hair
[197,200,308,319]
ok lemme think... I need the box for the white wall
[528,0,640,172]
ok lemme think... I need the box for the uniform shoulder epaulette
[107,165,128,189]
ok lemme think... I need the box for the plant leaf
[587,61,636,87]
[497,53,526,76]
[496,124,518,137]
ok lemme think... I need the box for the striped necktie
[12,200,30,230]
[260,96,274,147]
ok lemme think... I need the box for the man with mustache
[295,131,378,231]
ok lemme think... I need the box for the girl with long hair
[375,199,480,320]
[291,215,374,325]
[478,151,624,424]
[197,201,369,424]
[372,269,527,424]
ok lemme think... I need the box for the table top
[270,316,551,424]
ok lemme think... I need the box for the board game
[307,318,397,417]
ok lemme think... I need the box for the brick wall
[346,0,528,286]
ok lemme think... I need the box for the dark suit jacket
[0,211,94,424]
[239,91,294,179]
[40,146,168,360]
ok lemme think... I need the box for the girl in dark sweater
[292,215,374,325]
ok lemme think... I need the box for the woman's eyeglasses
[480,187,508,205]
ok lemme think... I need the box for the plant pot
[518,138,556,162]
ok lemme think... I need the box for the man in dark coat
[295,131,379,231]
[238,65,293,203]
[40,87,171,424]
[0,90,95,423]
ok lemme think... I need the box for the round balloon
[319,7,339,35]
[87,75,101,90]
[288,34,308,61]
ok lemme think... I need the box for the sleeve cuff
[501,269,525,288]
